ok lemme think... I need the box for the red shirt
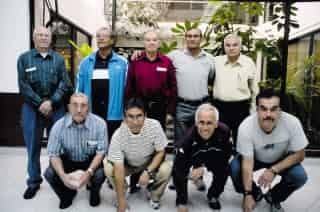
[125,52,177,114]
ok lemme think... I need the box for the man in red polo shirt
[125,30,177,129]
[125,30,177,193]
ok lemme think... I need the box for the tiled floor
[0,147,319,212]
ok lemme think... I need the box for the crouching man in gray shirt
[44,93,108,209]
[230,89,308,212]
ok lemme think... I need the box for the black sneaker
[129,184,141,194]
[106,178,113,189]
[270,202,285,212]
[89,190,101,207]
[264,191,273,204]
[59,198,73,209]
[168,183,176,190]
[208,197,221,210]
[59,191,77,209]
[23,185,40,199]
[253,187,263,202]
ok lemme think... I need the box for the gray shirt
[237,112,308,163]
[108,118,167,167]
[167,49,215,100]
[47,113,108,162]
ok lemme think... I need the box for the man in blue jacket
[76,27,128,138]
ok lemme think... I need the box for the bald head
[143,30,160,53]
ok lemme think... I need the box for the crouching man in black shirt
[172,103,232,212]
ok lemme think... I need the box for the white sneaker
[150,199,161,210]
[193,178,206,191]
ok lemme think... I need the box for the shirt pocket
[49,68,59,85]
[237,70,249,92]
[86,139,98,156]
[25,67,39,83]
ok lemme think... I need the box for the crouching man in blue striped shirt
[44,93,108,209]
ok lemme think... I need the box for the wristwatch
[87,168,94,177]
[269,167,278,175]
[145,168,155,179]
[243,190,253,196]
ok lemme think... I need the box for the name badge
[25,67,37,72]
[156,67,167,72]
[92,69,109,79]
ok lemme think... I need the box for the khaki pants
[104,159,172,201]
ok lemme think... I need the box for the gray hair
[70,92,89,103]
[33,26,51,40]
[195,103,219,123]
[96,26,112,36]
[224,33,242,46]
[143,29,160,40]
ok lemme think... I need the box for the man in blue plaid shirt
[17,26,71,199]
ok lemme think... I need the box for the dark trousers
[213,99,250,147]
[146,100,167,130]
[172,152,230,205]
[230,155,308,203]
[21,103,65,188]
[44,155,105,202]
[107,120,122,142]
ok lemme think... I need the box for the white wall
[0,0,29,93]
[290,2,320,39]
[58,0,106,48]
[0,0,107,93]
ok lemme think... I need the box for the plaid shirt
[17,48,71,108]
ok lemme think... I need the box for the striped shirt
[47,113,108,162]
[17,48,71,108]
[108,118,167,167]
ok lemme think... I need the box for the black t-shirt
[91,52,112,119]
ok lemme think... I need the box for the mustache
[263,117,274,121]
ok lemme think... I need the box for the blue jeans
[21,103,64,188]
[230,154,308,203]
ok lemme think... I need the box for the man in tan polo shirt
[213,34,259,148]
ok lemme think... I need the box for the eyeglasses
[126,114,144,121]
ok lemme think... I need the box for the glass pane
[73,31,90,79]
[51,22,72,73]
[313,33,320,66]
